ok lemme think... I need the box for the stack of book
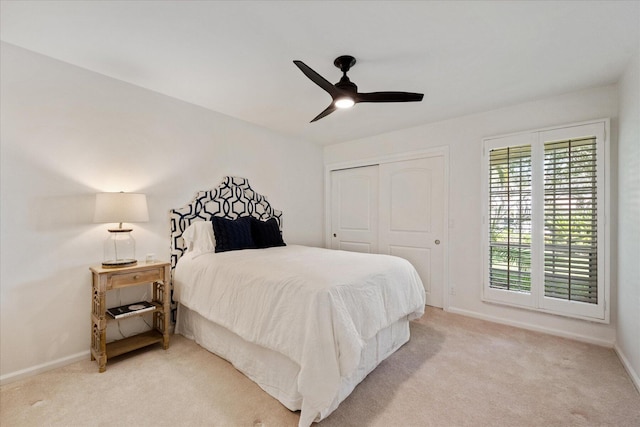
[107,301,155,319]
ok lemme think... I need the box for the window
[482,121,609,322]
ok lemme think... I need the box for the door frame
[324,146,451,310]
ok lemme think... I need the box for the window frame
[481,119,610,323]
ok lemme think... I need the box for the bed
[170,176,426,426]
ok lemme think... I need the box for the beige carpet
[2,308,639,426]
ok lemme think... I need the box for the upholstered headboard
[169,176,283,272]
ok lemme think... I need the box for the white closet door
[330,165,379,253]
[379,156,445,307]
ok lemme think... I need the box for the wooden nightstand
[89,260,171,372]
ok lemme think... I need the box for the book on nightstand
[107,301,156,319]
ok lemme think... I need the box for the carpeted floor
[2,308,639,426]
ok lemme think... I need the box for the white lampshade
[94,192,149,226]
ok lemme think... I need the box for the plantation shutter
[488,145,532,293]
[484,121,607,321]
[543,137,598,304]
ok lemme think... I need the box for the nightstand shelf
[90,261,171,372]
[106,330,164,359]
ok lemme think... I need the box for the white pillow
[182,221,216,254]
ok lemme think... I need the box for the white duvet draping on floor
[173,245,425,426]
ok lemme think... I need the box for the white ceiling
[1,1,638,145]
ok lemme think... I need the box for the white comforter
[173,245,425,426]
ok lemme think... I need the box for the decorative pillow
[182,221,216,254]
[211,216,256,252]
[250,217,286,248]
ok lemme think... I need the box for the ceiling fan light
[334,97,355,109]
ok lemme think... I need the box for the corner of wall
[615,48,640,393]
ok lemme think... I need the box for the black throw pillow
[250,217,286,249]
[211,216,256,252]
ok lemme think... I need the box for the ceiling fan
[293,55,424,122]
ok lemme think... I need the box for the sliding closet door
[330,165,379,253]
[379,157,445,307]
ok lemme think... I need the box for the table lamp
[94,192,149,268]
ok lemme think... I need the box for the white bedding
[173,245,426,426]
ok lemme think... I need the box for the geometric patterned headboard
[169,176,283,272]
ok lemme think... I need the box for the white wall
[616,50,640,389]
[325,84,619,346]
[0,43,324,380]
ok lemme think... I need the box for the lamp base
[102,259,138,269]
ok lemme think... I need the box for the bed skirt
[175,303,411,423]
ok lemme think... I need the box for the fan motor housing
[336,76,357,93]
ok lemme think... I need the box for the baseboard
[446,306,615,348]
[614,344,640,394]
[0,350,90,386]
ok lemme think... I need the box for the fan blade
[310,104,337,122]
[356,91,424,103]
[293,60,340,97]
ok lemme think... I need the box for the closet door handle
[435,239,440,245]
